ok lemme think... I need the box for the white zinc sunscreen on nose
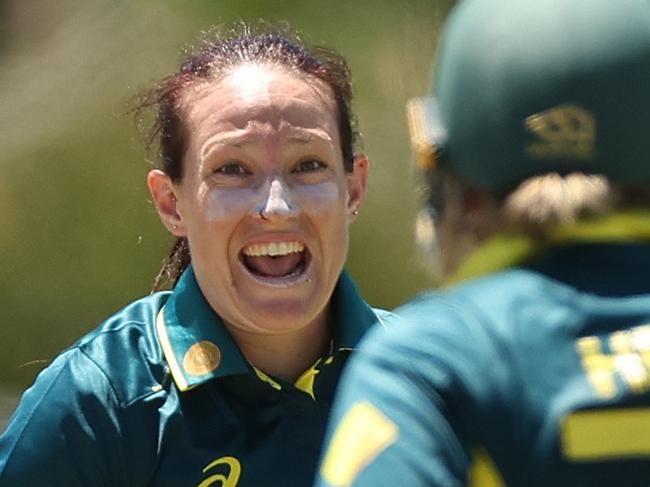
[262,179,294,215]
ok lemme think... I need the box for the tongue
[244,253,303,277]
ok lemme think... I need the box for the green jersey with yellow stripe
[0,266,393,486]
[318,242,650,487]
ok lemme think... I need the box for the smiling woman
[0,25,395,486]
[149,60,362,380]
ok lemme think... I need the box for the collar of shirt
[156,265,379,391]
[447,208,650,285]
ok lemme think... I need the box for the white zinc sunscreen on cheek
[205,186,259,222]
[293,181,343,214]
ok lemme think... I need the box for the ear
[462,184,493,215]
[346,153,370,222]
[147,169,186,236]
[460,184,499,239]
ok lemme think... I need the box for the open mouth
[240,241,309,282]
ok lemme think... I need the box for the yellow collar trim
[253,367,282,391]
[253,358,324,399]
[448,209,650,285]
[294,359,323,400]
[155,308,190,391]
[253,354,339,400]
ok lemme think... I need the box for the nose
[255,178,299,221]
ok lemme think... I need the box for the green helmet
[408,0,650,191]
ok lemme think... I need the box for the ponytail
[152,237,191,292]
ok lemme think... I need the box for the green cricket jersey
[318,242,650,487]
[0,266,393,486]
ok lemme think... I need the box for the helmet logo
[524,104,596,161]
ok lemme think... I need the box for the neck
[227,308,331,383]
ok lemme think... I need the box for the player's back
[394,242,650,486]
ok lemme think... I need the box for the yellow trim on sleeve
[562,408,650,460]
[468,449,506,487]
[155,308,190,391]
[320,401,398,487]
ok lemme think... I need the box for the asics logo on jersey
[197,456,241,487]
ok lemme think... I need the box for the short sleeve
[0,347,128,486]
[316,306,475,487]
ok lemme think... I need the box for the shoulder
[362,291,482,368]
[0,293,175,483]
[452,267,569,302]
[395,268,566,335]
[59,292,172,406]
[358,268,570,384]
[358,271,554,384]
[370,307,400,329]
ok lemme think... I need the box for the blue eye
[215,163,249,176]
[294,159,326,173]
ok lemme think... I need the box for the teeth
[243,241,304,257]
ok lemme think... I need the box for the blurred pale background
[0,0,453,426]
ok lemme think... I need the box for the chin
[245,297,326,333]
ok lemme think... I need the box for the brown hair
[420,168,650,279]
[135,24,357,291]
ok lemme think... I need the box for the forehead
[178,65,339,138]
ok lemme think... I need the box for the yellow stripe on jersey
[320,401,398,487]
[562,408,650,460]
[468,449,506,487]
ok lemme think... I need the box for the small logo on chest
[197,456,241,487]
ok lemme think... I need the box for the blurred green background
[0,0,453,418]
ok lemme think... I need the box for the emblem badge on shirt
[197,456,241,487]
[183,340,222,376]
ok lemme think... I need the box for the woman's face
[149,65,368,336]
